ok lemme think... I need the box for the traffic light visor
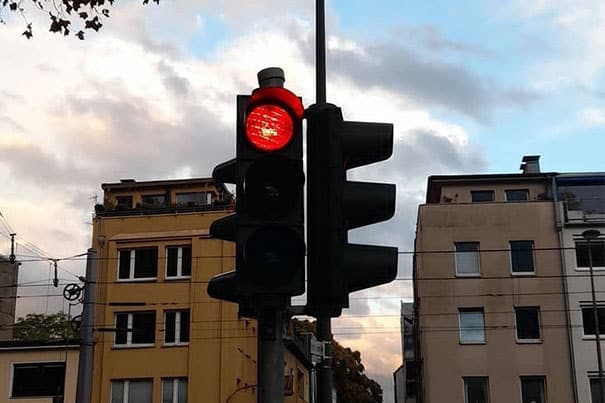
[246,104,294,151]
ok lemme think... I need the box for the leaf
[102,8,109,17]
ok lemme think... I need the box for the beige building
[414,157,575,403]
[89,177,312,403]
[0,256,18,341]
[0,339,79,402]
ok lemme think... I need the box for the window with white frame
[575,241,605,268]
[115,311,156,346]
[510,241,535,274]
[464,377,489,403]
[515,307,541,341]
[162,378,187,403]
[118,247,158,280]
[455,242,480,276]
[581,304,605,337]
[11,362,65,398]
[165,310,190,345]
[111,379,152,403]
[459,308,485,344]
[520,376,546,403]
[166,246,192,278]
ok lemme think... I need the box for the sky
[1,0,605,401]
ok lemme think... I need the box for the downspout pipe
[551,175,579,403]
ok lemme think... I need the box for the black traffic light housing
[306,103,398,317]
[208,68,306,309]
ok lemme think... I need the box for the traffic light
[208,68,306,304]
[306,103,397,317]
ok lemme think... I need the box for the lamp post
[582,229,604,403]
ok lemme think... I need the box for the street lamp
[582,229,604,403]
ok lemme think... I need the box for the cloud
[0,142,93,186]
[579,106,605,127]
[329,41,537,122]
[393,24,496,59]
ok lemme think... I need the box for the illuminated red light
[246,104,294,151]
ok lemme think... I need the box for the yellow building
[90,178,311,403]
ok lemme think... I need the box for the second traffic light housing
[306,103,398,317]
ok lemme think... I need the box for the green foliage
[293,319,383,403]
[13,312,77,341]
[0,0,159,39]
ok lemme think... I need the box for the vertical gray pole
[257,298,285,403]
[316,0,326,104]
[75,248,96,403]
[315,1,333,402]
[317,316,333,403]
[588,239,605,402]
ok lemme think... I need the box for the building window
[520,376,546,403]
[176,192,211,207]
[115,311,156,346]
[12,362,65,398]
[464,377,489,403]
[575,241,605,268]
[582,305,605,336]
[166,246,192,278]
[141,194,167,208]
[590,378,604,403]
[162,378,187,403]
[471,191,494,202]
[459,308,485,344]
[165,310,190,345]
[515,307,541,341]
[115,195,133,209]
[455,242,480,276]
[510,241,535,274]
[118,248,158,280]
[506,189,529,202]
[111,379,153,403]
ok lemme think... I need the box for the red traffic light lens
[246,104,294,151]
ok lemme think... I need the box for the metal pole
[257,298,285,403]
[75,248,96,403]
[587,237,605,402]
[317,316,333,403]
[315,1,332,401]
[316,0,326,104]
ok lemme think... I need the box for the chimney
[520,155,540,174]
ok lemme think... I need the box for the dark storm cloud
[330,43,537,122]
